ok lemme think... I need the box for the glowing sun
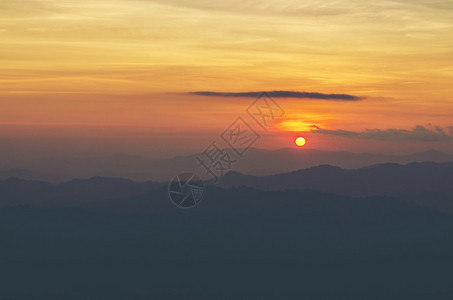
[295,137,306,147]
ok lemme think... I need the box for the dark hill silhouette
[216,162,453,197]
[2,162,453,214]
[0,176,163,207]
[2,148,453,182]
[2,162,453,209]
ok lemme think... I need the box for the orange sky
[1,0,453,157]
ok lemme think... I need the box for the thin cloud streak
[189,90,362,101]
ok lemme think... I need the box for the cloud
[140,0,453,17]
[189,90,361,101]
[311,125,453,142]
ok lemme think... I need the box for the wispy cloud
[189,90,361,101]
[311,125,453,142]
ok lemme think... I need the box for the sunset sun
[295,137,306,147]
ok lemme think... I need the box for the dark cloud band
[311,125,453,142]
[189,90,361,101]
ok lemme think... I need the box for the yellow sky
[1,0,453,154]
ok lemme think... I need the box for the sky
[1,0,453,160]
